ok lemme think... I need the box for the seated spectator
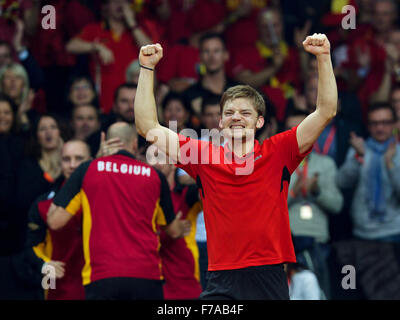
[231,7,301,122]
[337,103,400,243]
[183,33,238,130]
[66,0,152,114]
[285,109,344,299]
[161,91,191,133]
[0,41,13,69]
[71,104,101,142]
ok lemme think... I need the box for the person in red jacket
[26,139,92,300]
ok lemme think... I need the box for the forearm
[135,67,160,137]
[66,38,97,55]
[369,67,391,104]
[131,27,152,48]
[236,66,280,88]
[316,54,338,120]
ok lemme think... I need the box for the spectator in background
[0,41,13,69]
[148,149,203,300]
[14,114,65,255]
[21,140,92,300]
[285,109,343,300]
[0,62,36,131]
[183,33,238,130]
[0,94,25,256]
[66,75,98,110]
[231,7,301,122]
[66,0,152,114]
[161,91,191,134]
[337,103,400,243]
[71,104,100,142]
[345,0,398,121]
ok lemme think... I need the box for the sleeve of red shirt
[175,134,210,180]
[76,23,99,42]
[269,125,312,174]
[53,161,91,213]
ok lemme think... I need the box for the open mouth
[230,125,245,129]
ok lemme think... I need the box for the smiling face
[219,98,264,140]
[0,101,14,134]
[37,116,61,151]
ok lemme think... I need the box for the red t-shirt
[160,185,202,299]
[53,151,175,285]
[231,44,300,122]
[78,23,145,113]
[176,126,310,271]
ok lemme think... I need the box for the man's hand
[303,33,330,57]
[94,43,114,65]
[306,173,320,196]
[349,131,365,156]
[46,260,66,279]
[139,44,163,69]
[96,132,124,158]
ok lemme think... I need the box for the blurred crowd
[1,0,400,300]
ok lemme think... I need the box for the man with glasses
[337,103,400,243]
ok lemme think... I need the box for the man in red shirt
[25,140,92,300]
[135,33,337,300]
[66,0,152,114]
[47,122,190,299]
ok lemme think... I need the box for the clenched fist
[139,43,163,69]
[303,33,330,56]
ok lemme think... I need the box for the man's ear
[256,116,265,129]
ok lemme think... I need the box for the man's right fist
[139,43,163,69]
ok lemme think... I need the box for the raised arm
[134,44,180,163]
[297,34,338,154]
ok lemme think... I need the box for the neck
[226,136,255,158]
[40,148,61,179]
[202,70,226,94]
[108,18,125,32]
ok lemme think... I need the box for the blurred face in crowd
[220,98,264,140]
[389,30,400,55]
[373,0,397,33]
[202,103,221,130]
[2,69,24,101]
[368,108,395,142]
[113,87,136,123]
[305,77,318,112]
[61,141,91,180]
[0,44,12,69]
[163,99,189,131]
[258,9,284,46]
[72,105,100,140]
[200,38,229,74]
[285,115,307,131]
[390,88,400,119]
[37,116,61,151]
[69,79,95,107]
[0,100,14,134]
[107,0,127,20]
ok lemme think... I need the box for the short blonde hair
[0,63,30,103]
[220,85,266,117]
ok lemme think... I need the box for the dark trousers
[200,264,289,300]
[84,277,164,300]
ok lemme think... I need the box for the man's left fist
[303,33,330,56]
